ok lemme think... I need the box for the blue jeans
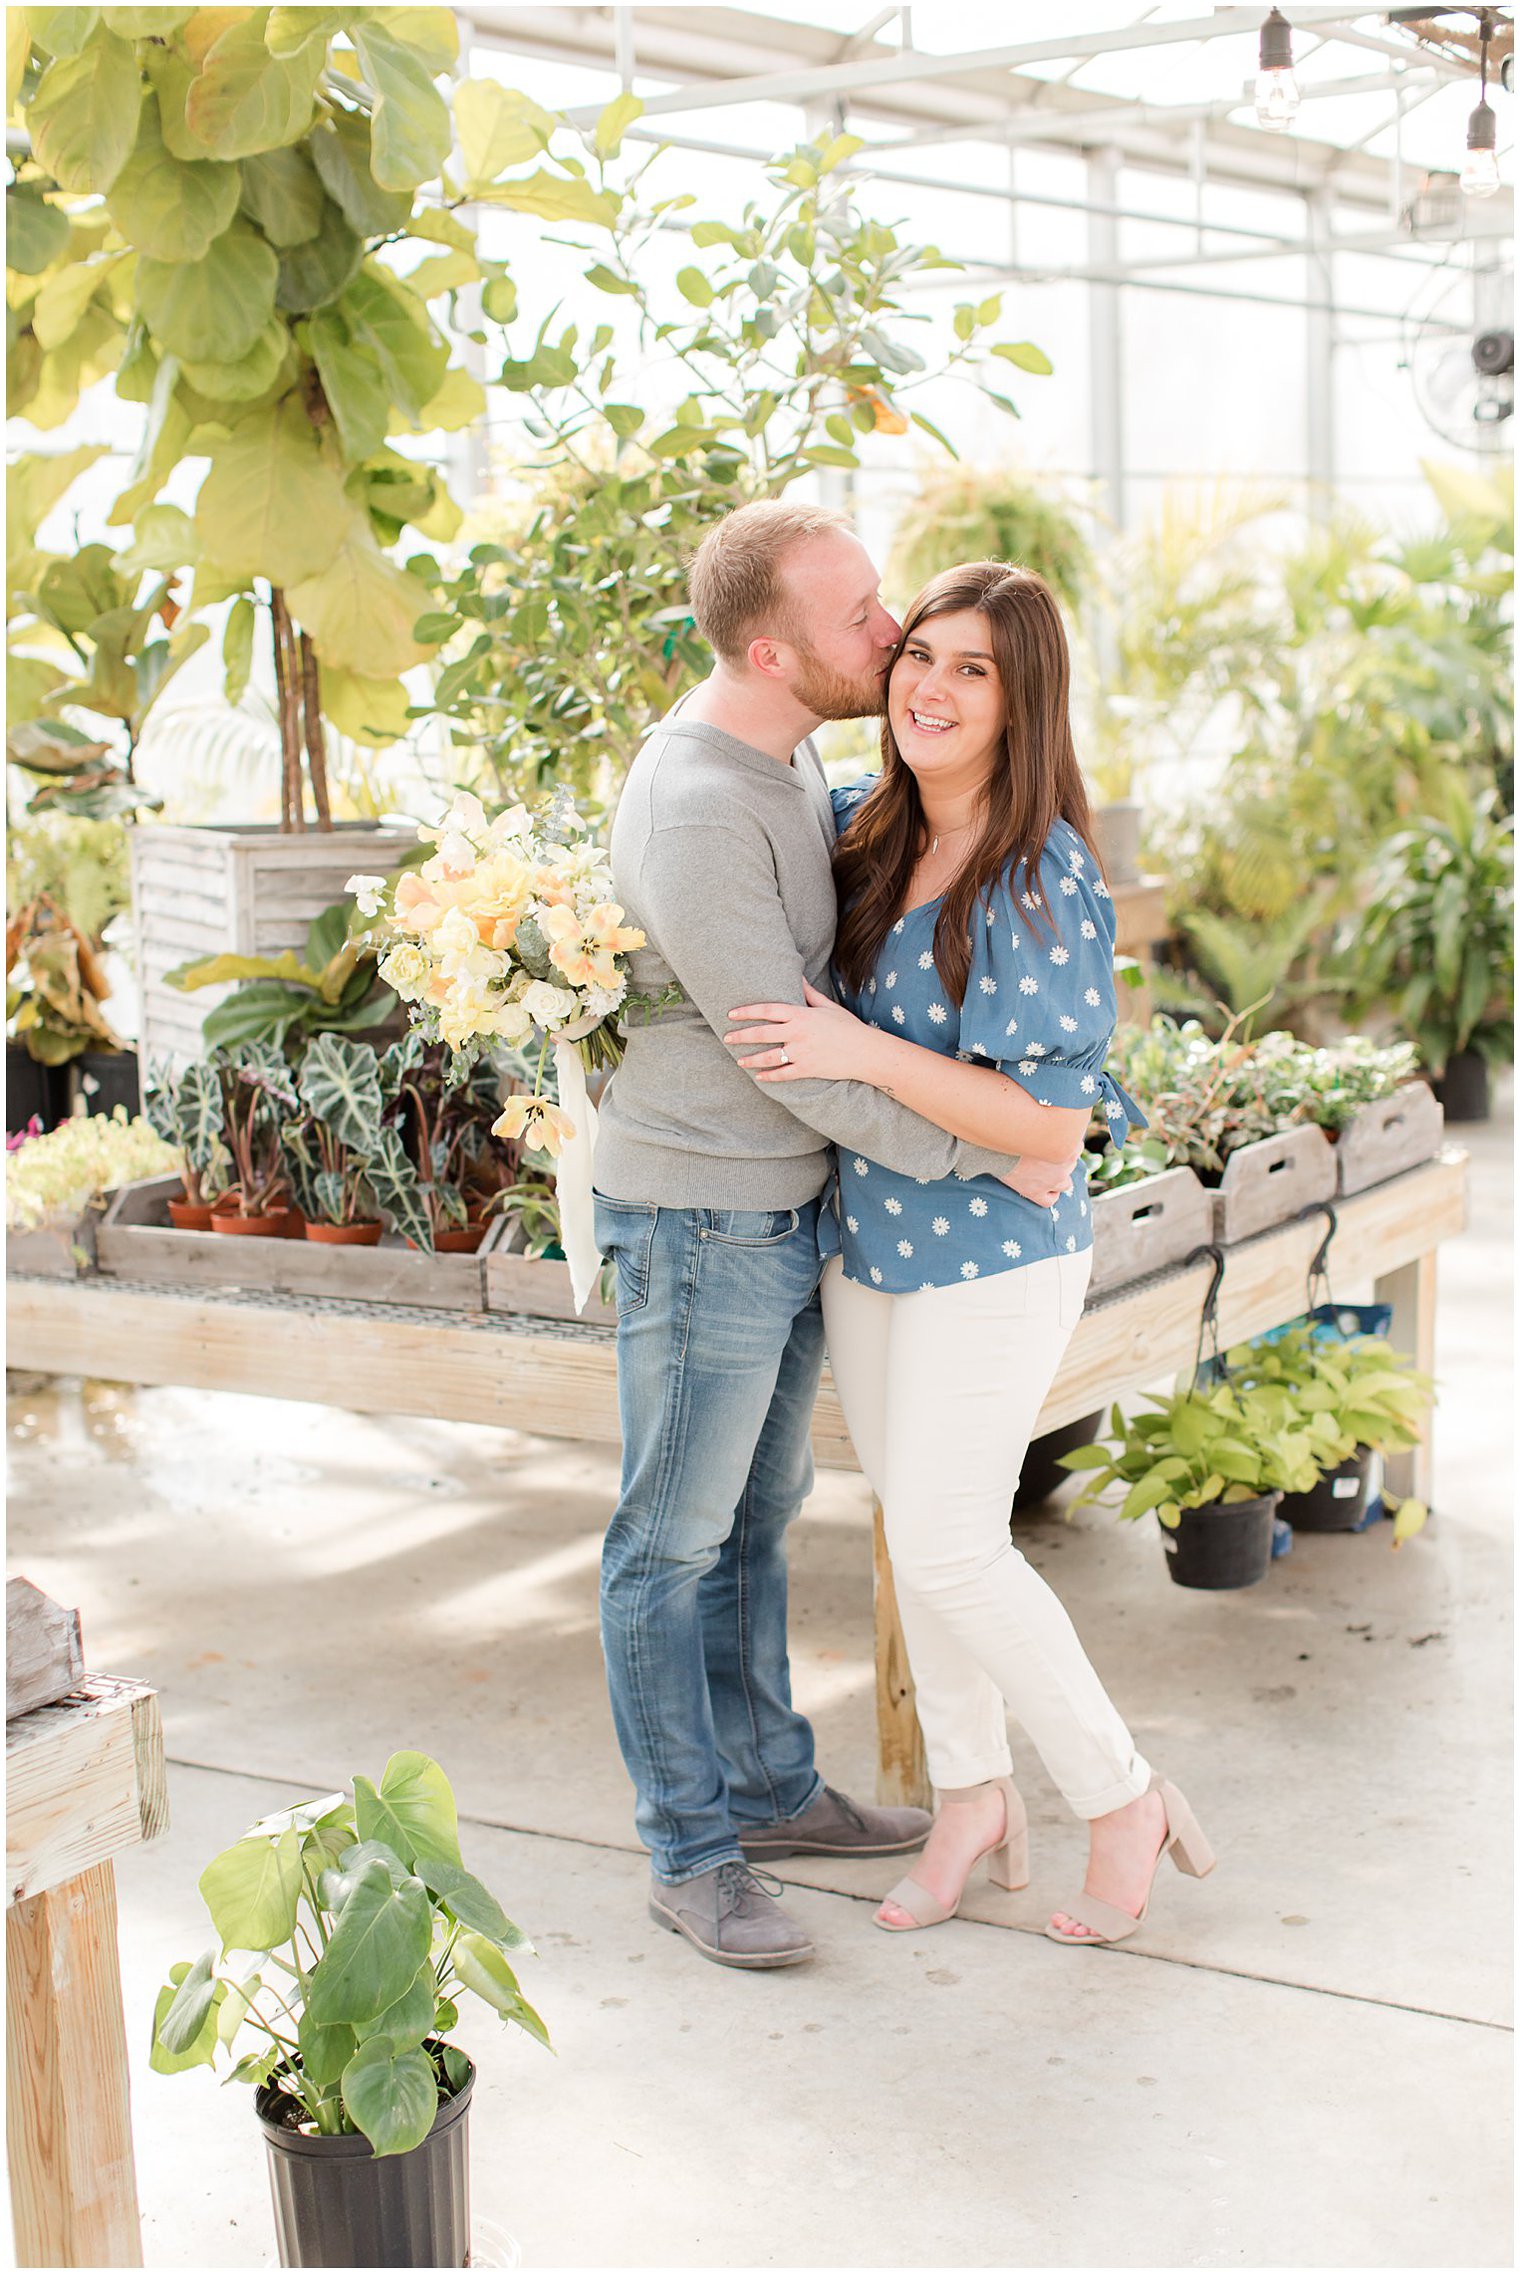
[595,1193,827,1883]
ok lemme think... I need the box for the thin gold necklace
[928,821,977,856]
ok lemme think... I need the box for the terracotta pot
[167,1195,216,1232]
[407,1218,489,1255]
[210,1189,296,1239]
[304,1219,384,1246]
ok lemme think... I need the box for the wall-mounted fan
[1403,255,1514,448]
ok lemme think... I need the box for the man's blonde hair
[688,499,853,664]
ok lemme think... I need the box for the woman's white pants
[821,1251,1151,1818]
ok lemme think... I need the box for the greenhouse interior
[3,3,1514,2268]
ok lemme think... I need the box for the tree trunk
[298,632,332,830]
[270,588,305,833]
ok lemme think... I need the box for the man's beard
[790,644,888,723]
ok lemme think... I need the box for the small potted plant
[281,1035,404,1248]
[144,1059,230,1230]
[209,1045,300,1238]
[1060,1376,1323,1590]
[150,1752,548,2270]
[382,1036,518,1254]
[1224,1323,1434,1538]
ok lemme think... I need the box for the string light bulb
[1255,8,1301,132]
[1462,15,1501,199]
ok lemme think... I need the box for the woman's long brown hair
[832,562,1098,1006]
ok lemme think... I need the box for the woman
[724,563,1214,1944]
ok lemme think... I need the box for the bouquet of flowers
[349,789,644,1311]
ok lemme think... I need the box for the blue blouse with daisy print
[823,780,1145,1295]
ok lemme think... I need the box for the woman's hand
[1000,1148,1082,1208]
[725,979,886,1085]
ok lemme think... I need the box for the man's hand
[1000,1147,1083,1208]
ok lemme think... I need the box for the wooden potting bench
[8,1150,1466,1806]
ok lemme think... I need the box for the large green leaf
[360,1959,437,2053]
[199,1830,303,1952]
[28,31,143,193]
[184,10,324,160]
[111,501,198,577]
[298,2003,357,2089]
[340,2037,438,2157]
[178,318,291,403]
[305,1859,431,2026]
[265,7,355,55]
[31,251,129,352]
[454,79,552,188]
[222,592,256,704]
[194,397,349,589]
[308,106,412,235]
[106,93,240,261]
[336,267,447,421]
[350,21,450,191]
[6,187,72,277]
[473,170,619,226]
[102,8,195,31]
[374,8,459,71]
[138,218,277,361]
[451,1932,551,2049]
[156,1946,221,2054]
[150,1957,224,2073]
[28,9,104,58]
[276,202,362,313]
[287,518,440,677]
[298,1031,384,1153]
[415,1855,533,1953]
[238,144,325,246]
[358,1124,432,1249]
[361,1752,462,1866]
[307,305,389,464]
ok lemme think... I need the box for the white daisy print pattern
[1094,879,1110,899]
[960,1260,980,1279]
[884,1197,903,1216]
[892,1006,905,1025]
[1080,920,1097,941]
[897,1239,914,1258]
[852,1157,869,1176]
[979,976,997,995]
[1004,1017,1018,1037]
[1079,1199,1088,1217]
[1049,944,1070,966]
[1060,1015,1079,1033]
[932,1216,950,1236]
[1027,1042,1048,1056]
[1059,875,1078,896]
[918,950,934,969]
[1066,1235,1078,1253]
[1019,976,1039,996]
[891,919,904,935]
[885,971,898,989]
[969,1197,988,1217]
[1084,987,1102,1007]
[1020,891,1038,912]
[870,1266,884,1284]
[1019,1059,1036,1078]
[846,1215,859,1233]
[1080,1074,1097,1095]
[927,1003,948,1024]
[970,1042,988,1057]
[1001,1240,1022,1260]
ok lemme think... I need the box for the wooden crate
[1088,1166,1211,1298]
[4,1203,106,1280]
[93,1176,504,1310]
[485,1224,619,1327]
[1332,1083,1444,1198]
[129,820,416,1076]
[1209,1124,1337,1245]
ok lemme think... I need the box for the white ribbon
[551,1037,603,1315]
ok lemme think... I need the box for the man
[594,500,1068,1969]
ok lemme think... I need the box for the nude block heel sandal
[1046,1774,1215,1946]
[876,1777,1029,1932]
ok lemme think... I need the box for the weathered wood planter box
[5,1203,107,1280]
[1208,1124,1337,1245]
[1088,1166,1211,1299]
[1330,1083,1444,1198]
[130,820,416,1075]
[87,1177,504,1311]
[486,1225,619,1327]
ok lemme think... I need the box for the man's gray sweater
[594,715,1014,1207]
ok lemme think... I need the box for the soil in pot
[1161,1493,1280,1590]
[304,1219,384,1246]
[1432,1048,1491,1123]
[211,1190,297,1239]
[1278,1447,1377,1533]
[255,2052,474,2270]
[167,1194,217,1231]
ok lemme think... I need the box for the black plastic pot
[1013,1409,1104,1512]
[1278,1446,1377,1533]
[255,2055,474,2269]
[68,1047,141,1118]
[1432,1048,1491,1123]
[1161,1493,1280,1590]
[5,1043,70,1134]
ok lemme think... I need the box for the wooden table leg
[872,1497,930,1810]
[1375,1248,1438,1506]
[6,1860,144,2270]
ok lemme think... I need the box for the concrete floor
[6,1088,1512,2268]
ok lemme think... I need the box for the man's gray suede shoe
[737,1783,933,1861]
[648,1861,815,1969]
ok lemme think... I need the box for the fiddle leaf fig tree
[7,8,613,827]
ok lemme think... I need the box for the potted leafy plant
[167,899,398,1060]
[144,1058,230,1230]
[1224,1324,1434,1538]
[281,1034,409,1248]
[150,1752,548,2271]
[1060,1376,1324,1590]
[1353,784,1514,1122]
[381,1036,519,1255]
[5,1106,178,1275]
[210,1045,299,1238]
